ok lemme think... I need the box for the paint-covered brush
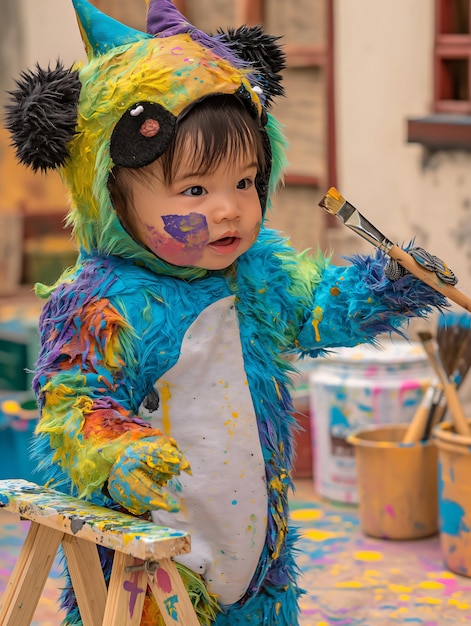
[319,188,471,313]
[417,331,471,437]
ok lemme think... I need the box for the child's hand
[107,436,191,515]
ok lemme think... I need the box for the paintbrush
[402,383,437,443]
[422,311,471,438]
[319,188,471,313]
[417,331,471,437]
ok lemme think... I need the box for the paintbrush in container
[402,383,438,443]
[318,188,471,313]
[422,311,471,438]
[417,330,471,437]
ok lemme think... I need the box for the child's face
[130,152,263,270]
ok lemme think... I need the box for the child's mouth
[215,237,236,246]
[209,236,240,254]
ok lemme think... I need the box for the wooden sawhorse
[0,479,200,625]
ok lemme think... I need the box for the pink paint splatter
[156,567,172,593]
[435,577,471,596]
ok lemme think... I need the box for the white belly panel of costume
[142,296,268,605]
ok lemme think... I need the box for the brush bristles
[318,187,346,215]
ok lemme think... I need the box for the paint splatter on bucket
[348,423,438,539]
[309,341,433,503]
[434,419,471,577]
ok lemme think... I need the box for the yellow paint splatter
[448,598,471,610]
[335,581,363,589]
[316,622,329,626]
[354,550,383,562]
[273,377,282,400]
[419,580,444,590]
[416,596,442,605]
[399,594,410,601]
[364,569,381,577]
[290,509,323,522]
[304,529,340,542]
[311,306,324,342]
[159,382,173,435]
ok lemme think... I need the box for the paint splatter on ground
[1,485,471,625]
[293,481,471,625]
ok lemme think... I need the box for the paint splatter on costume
[5,1,447,624]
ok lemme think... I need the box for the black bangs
[160,95,266,184]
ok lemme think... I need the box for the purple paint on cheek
[143,223,205,266]
[162,213,209,246]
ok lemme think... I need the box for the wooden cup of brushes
[348,424,439,540]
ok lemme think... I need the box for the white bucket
[309,341,434,504]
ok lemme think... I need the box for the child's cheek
[143,212,209,266]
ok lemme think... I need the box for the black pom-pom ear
[218,25,286,107]
[5,62,81,172]
[110,102,177,168]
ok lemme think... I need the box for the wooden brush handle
[440,381,471,437]
[403,386,434,443]
[403,404,430,444]
[389,244,471,313]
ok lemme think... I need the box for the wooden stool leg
[102,552,147,626]
[147,559,200,626]
[0,522,63,626]
[62,534,107,626]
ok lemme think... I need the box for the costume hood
[6,0,287,277]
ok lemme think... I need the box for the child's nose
[212,193,241,223]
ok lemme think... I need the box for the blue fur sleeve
[296,248,447,355]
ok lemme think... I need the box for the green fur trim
[177,563,220,625]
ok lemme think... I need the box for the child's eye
[182,185,206,196]
[237,178,254,190]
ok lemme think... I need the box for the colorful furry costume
[5,1,448,624]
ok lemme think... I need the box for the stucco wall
[18,0,85,69]
[334,0,471,300]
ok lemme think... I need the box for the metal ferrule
[337,202,393,253]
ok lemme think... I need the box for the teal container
[0,395,45,484]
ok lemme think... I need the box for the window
[407,0,471,149]
[435,0,471,113]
